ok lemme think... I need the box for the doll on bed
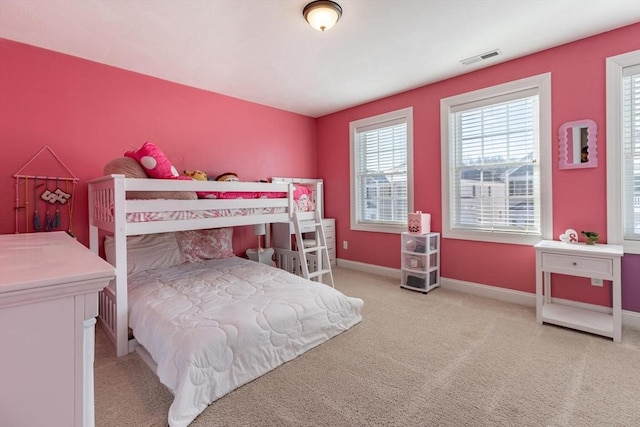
[214,172,239,182]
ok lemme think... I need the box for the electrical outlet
[343,240,348,250]
[591,278,603,287]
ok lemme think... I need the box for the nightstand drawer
[540,253,613,279]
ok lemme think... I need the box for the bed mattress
[127,256,363,427]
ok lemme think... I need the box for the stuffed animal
[215,172,239,182]
[184,170,208,181]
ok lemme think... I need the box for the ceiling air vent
[460,49,501,66]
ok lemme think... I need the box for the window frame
[349,107,414,234]
[440,73,552,245]
[606,50,640,254]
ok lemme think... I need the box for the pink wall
[1,26,638,312]
[0,39,316,254]
[317,24,640,311]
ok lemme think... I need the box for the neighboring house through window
[440,73,552,245]
[607,50,640,254]
[350,107,414,233]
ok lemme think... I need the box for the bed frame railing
[273,248,319,277]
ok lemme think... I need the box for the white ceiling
[1,1,639,117]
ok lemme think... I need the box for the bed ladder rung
[308,269,332,280]
[302,245,326,253]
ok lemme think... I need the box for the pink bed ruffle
[126,198,314,223]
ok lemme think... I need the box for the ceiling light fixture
[303,1,342,32]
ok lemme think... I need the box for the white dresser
[0,232,114,427]
[534,240,624,342]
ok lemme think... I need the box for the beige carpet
[94,267,640,427]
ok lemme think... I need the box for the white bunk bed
[88,174,362,427]
[89,174,323,357]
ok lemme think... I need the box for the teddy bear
[183,170,208,181]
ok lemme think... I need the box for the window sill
[443,229,542,246]
[622,240,640,255]
[350,223,406,234]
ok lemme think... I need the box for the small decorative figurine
[559,228,579,243]
[581,231,599,245]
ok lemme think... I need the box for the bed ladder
[293,210,334,287]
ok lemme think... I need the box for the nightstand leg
[536,253,543,324]
[612,260,622,343]
[543,271,551,304]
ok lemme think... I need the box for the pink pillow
[104,233,185,274]
[125,142,180,179]
[177,228,234,263]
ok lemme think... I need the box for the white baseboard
[441,277,535,307]
[336,258,640,330]
[575,301,638,329]
[337,258,399,279]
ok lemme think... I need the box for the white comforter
[127,256,363,427]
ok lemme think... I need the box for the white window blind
[622,64,640,240]
[350,107,413,233]
[449,90,541,235]
[356,120,408,224]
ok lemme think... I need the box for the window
[441,74,552,245]
[607,50,640,254]
[350,107,413,233]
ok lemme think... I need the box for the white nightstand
[534,240,624,342]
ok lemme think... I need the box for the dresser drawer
[327,248,336,265]
[540,252,613,279]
